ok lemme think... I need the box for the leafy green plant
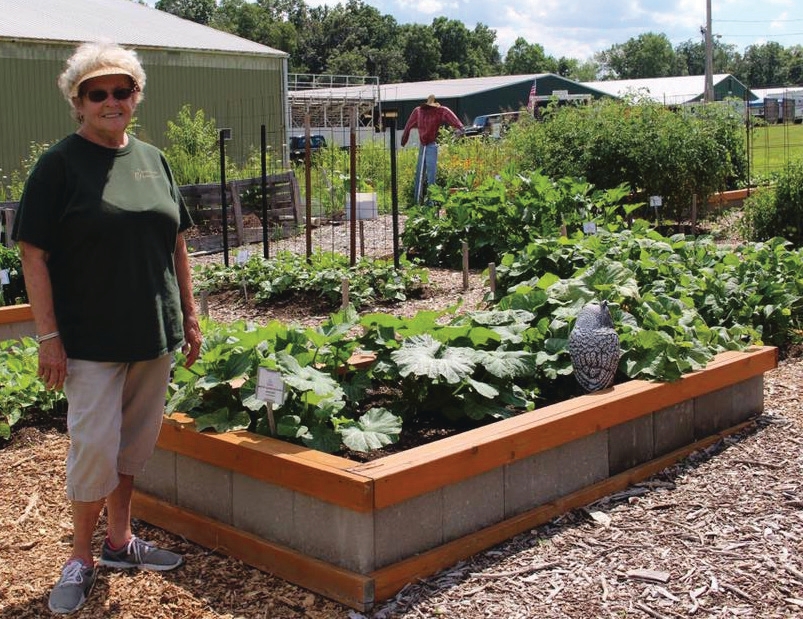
[193,250,429,309]
[166,312,402,453]
[164,105,223,185]
[506,98,746,222]
[0,245,26,306]
[0,337,66,440]
[740,159,803,245]
[166,224,803,454]
[402,168,635,268]
[1,141,51,201]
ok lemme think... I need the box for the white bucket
[345,193,378,220]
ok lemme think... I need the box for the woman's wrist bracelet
[36,331,60,343]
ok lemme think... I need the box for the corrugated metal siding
[134,49,286,164]
[0,43,73,179]
[0,41,286,183]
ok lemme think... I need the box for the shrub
[740,159,803,245]
[506,98,746,222]
[1,141,52,201]
[164,105,221,185]
[401,169,635,269]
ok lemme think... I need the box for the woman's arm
[18,241,67,390]
[174,232,202,367]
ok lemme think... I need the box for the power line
[716,18,803,23]
[718,32,803,37]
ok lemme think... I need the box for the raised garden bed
[132,345,777,611]
[0,304,35,340]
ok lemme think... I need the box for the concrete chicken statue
[568,300,620,392]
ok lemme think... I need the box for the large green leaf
[391,334,477,384]
[303,424,343,453]
[340,408,402,452]
[473,349,537,379]
[193,408,251,433]
[276,352,345,398]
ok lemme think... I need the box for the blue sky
[146,0,803,60]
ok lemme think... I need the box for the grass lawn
[749,122,803,178]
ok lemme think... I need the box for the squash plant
[166,309,404,453]
[193,250,429,309]
[7,227,801,451]
[401,168,636,269]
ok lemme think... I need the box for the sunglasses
[84,87,137,103]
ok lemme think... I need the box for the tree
[503,38,557,75]
[155,0,216,24]
[675,38,740,77]
[740,42,789,87]
[786,45,803,85]
[556,57,599,82]
[596,32,678,79]
[291,0,406,80]
[400,24,441,82]
[468,23,502,76]
[432,17,471,77]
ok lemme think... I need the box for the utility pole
[704,0,714,102]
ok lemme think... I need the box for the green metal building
[0,0,288,186]
[373,74,606,128]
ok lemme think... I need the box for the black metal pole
[389,117,400,269]
[219,129,229,267]
[349,108,357,266]
[261,124,269,259]
[745,91,752,197]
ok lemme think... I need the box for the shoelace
[60,561,87,585]
[123,536,153,562]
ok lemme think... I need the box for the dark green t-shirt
[12,134,193,362]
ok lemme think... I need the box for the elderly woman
[12,41,202,615]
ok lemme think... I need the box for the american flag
[526,79,537,114]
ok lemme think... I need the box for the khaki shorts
[63,355,172,502]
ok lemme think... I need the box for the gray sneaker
[99,536,183,571]
[48,559,96,615]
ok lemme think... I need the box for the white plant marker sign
[650,195,662,224]
[256,367,286,435]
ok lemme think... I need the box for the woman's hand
[182,315,202,367]
[38,337,67,390]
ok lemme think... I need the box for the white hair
[57,41,146,118]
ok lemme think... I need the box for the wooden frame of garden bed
[131,345,777,611]
[0,304,35,340]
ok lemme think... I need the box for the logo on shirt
[134,169,161,181]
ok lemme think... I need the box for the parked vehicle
[289,134,327,160]
[462,111,521,138]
